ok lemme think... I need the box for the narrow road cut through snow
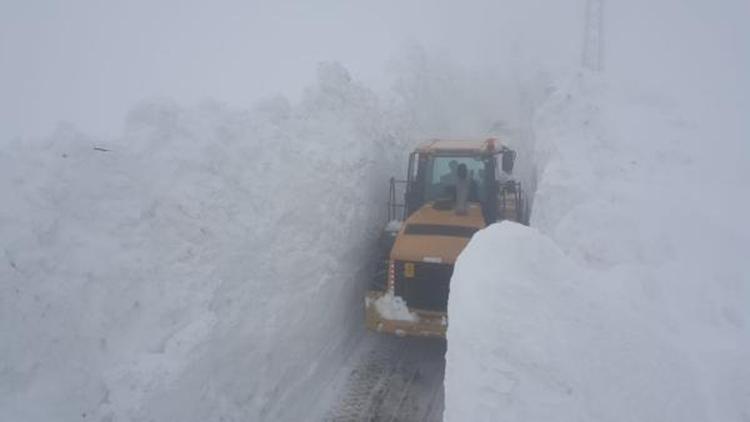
[326,333,446,422]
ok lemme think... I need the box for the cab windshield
[423,156,489,203]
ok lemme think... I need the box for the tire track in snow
[326,334,446,421]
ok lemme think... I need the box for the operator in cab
[453,163,479,215]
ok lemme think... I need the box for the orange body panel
[389,203,486,264]
[415,138,500,155]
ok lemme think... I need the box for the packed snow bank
[445,220,750,421]
[444,74,750,421]
[445,77,750,419]
[445,79,750,420]
[445,2,750,419]
[0,63,407,421]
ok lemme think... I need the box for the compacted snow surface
[446,82,750,420]
[444,2,750,417]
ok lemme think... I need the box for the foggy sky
[0,0,582,141]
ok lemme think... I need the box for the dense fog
[1,0,580,141]
[1,1,748,421]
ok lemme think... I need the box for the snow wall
[444,1,750,421]
[0,63,410,421]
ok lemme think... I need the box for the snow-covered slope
[444,1,750,419]
[0,63,408,421]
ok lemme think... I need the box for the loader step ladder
[387,177,409,222]
[499,181,526,224]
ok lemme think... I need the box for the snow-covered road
[326,334,446,422]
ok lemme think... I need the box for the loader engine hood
[390,202,486,264]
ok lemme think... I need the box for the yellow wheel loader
[365,138,527,338]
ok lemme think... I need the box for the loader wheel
[369,260,389,291]
[379,230,397,258]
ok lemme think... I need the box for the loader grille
[404,224,478,238]
[394,261,453,312]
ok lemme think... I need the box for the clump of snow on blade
[367,292,417,322]
[385,220,403,232]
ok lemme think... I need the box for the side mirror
[501,150,516,173]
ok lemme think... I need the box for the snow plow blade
[365,291,447,338]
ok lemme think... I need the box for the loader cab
[404,140,513,225]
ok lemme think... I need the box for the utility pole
[582,0,604,71]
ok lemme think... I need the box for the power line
[582,0,604,71]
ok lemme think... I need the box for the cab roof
[414,138,505,155]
